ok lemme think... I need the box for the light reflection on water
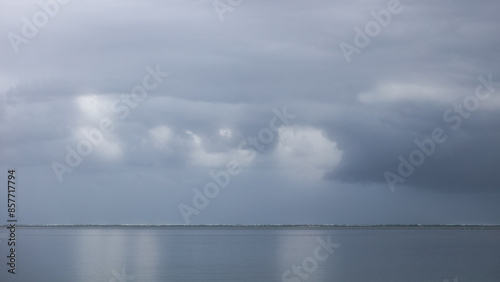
[2,227,499,281]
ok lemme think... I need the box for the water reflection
[7,226,500,282]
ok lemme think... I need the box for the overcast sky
[1,0,499,225]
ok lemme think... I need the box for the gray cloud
[1,0,500,225]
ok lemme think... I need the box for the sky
[1,0,499,225]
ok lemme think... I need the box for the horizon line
[3,224,500,228]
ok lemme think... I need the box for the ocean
[1,226,499,281]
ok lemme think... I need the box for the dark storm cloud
[321,101,500,192]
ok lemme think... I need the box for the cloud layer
[1,0,500,224]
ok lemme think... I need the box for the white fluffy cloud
[275,126,342,180]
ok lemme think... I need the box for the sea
[1,225,499,282]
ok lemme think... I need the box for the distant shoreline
[3,224,500,229]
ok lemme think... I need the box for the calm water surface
[1,226,499,281]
